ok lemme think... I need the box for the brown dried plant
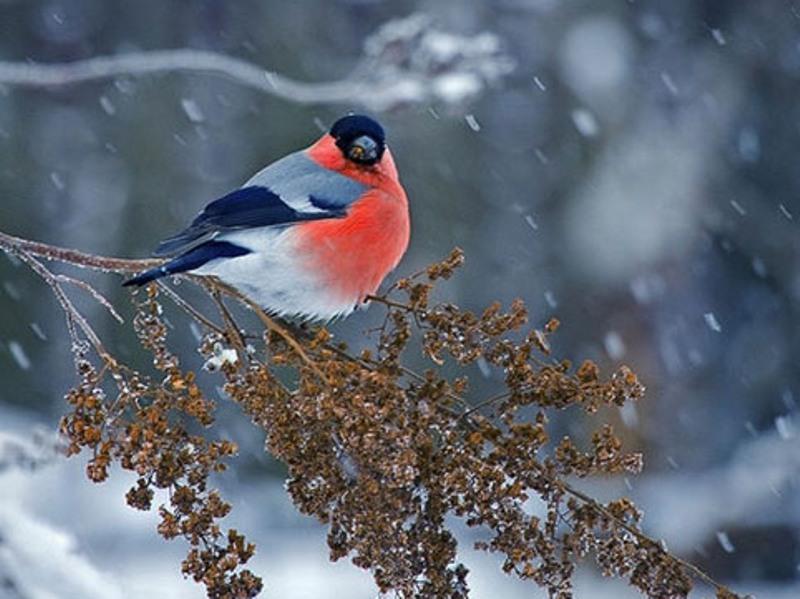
[0,230,744,599]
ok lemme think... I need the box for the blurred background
[0,1,798,597]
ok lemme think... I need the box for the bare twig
[460,390,509,420]
[365,294,414,312]
[205,283,248,358]
[55,273,124,324]
[209,279,329,383]
[156,280,227,336]
[15,251,113,363]
[0,230,159,272]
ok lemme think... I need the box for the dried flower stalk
[0,231,744,599]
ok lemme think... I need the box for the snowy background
[1,1,799,597]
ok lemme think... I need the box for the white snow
[30,322,47,341]
[8,340,31,370]
[660,71,679,95]
[99,95,116,115]
[434,73,481,104]
[775,415,795,440]
[49,171,66,190]
[704,312,722,333]
[464,113,481,132]
[0,504,125,599]
[716,531,736,553]
[544,290,558,309]
[203,342,238,371]
[180,98,205,124]
[476,356,491,379]
[729,199,747,216]
[603,331,626,359]
[571,108,599,137]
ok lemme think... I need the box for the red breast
[296,134,410,303]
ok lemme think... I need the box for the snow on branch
[0,14,513,110]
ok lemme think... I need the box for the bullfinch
[124,115,410,320]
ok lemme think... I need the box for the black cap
[330,115,386,164]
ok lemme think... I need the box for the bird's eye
[344,135,380,164]
[348,144,366,161]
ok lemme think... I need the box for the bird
[123,114,410,321]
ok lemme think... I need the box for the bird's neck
[306,138,402,196]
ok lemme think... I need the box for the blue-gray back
[153,151,367,257]
[245,151,367,213]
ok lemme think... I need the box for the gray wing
[154,151,368,257]
[245,151,367,213]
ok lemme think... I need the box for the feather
[245,151,367,212]
[153,186,342,257]
[153,152,366,258]
[124,241,251,286]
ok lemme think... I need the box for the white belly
[194,228,358,320]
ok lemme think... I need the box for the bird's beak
[352,135,379,162]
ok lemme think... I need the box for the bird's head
[307,114,399,185]
[330,114,386,166]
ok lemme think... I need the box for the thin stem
[156,281,226,336]
[207,284,248,359]
[210,279,329,384]
[55,273,124,324]
[15,251,114,363]
[460,390,509,420]
[365,294,415,312]
[550,474,730,594]
[0,230,160,272]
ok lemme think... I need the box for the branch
[156,280,226,336]
[55,273,124,324]
[0,229,741,597]
[0,14,513,111]
[365,299,744,599]
[14,250,111,361]
[0,49,360,104]
[0,230,159,272]
[210,279,330,384]
[0,229,325,384]
[554,476,731,595]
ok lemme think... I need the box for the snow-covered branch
[0,14,513,110]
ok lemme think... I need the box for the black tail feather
[122,266,168,287]
[122,241,251,287]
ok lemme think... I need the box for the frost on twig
[203,342,239,372]
[355,13,515,109]
[0,14,513,111]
